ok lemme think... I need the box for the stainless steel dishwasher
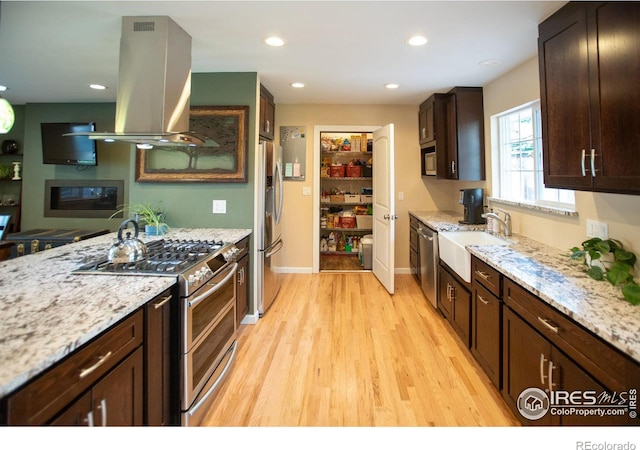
[417,224,438,308]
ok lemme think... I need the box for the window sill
[487,197,579,217]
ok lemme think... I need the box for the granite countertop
[0,228,252,397]
[409,210,640,364]
[409,210,487,232]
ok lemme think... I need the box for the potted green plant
[110,202,169,236]
[569,237,640,305]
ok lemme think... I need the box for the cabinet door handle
[581,149,586,176]
[548,360,556,392]
[266,119,270,133]
[85,411,94,427]
[537,317,559,333]
[451,160,456,174]
[590,148,597,177]
[153,295,171,309]
[79,351,112,379]
[238,267,245,284]
[477,294,489,306]
[96,398,107,426]
[474,270,490,281]
[539,353,548,385]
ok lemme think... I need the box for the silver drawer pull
[475,270,490,281]
[537,317,559,333]
[581,149,586,176]
[153,295,171,309]
[79,351,112,379]
[478,294,489,306]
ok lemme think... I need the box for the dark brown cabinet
[471,258,502,389]
[409,216,419,283]
[418,94,442,146]
[538,2,640,194]
[6,310,144,425]
[51,348,144,426]
[438,263,471,348]
[235,236,250,326]
[419,88,485,180]
[259,84,275,141]
[439,87,485,180]
[144,288,177,426]
[502,277,639,426]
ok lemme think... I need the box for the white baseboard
[240,313,259,325]
[395,267,412,275]
[275,266,313,274]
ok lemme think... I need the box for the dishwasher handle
[417,227,434,241]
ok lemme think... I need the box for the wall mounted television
[41,122,98,166]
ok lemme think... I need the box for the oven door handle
[188,263,238,308]
[187,340,238,417]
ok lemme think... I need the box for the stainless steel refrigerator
[257,140,284,316]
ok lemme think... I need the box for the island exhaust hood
[70,16,208,147]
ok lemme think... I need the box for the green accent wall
[15,72,257,232]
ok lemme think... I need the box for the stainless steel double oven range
[75,238,241,426]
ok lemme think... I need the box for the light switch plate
[586,219,608,239]
[302,186,311,196]
[212,200,227,214]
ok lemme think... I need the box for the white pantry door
[372,124,395,294]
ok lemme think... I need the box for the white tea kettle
[108,219,147,263]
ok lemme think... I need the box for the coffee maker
[459,188,485,224]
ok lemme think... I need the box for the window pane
[496,101,574,208]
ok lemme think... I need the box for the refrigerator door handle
[265,238,283,258]
[275,159,284,225]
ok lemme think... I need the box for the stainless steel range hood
[70,16,208,147]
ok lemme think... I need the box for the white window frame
[492,100,575,209]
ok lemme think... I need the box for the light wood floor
[201,273,519,426]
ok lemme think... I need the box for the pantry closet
[318,130,374,271]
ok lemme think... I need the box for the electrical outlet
[586,219,608,239]
[398,191,404,200]
[212,200,226,214]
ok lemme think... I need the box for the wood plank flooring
[201,273,519,426]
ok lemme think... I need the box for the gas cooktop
[74,238,240,297]
[74,239,227,276]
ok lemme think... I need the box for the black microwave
[421,146,436,176]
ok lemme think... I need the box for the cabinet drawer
[7,310,143,425]
[503,278,640,393]
[472,257,501,297]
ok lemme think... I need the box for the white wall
[274,56,640,272]
[483,57,640,253]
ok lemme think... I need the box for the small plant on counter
[110,202,169,235]
[569,237,640,305]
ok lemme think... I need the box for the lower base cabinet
[502,306,626,426]
[144,288,178,426]
[471,281,502,389]
[438,263,471,348]
[51,348,143,426]
[235,236,250,327]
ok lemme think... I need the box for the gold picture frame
[135,105,249,183]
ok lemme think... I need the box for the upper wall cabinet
[538,2,640,194]
[259,84,275,141]
[419,87,485,181]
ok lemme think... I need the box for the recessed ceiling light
[0,85,7,92]
[384,83,399,89]
[479,59,502,67]
[407,35,428,46]
[264,36,285,47]
[291,82,305,88]
[89,84,107,90]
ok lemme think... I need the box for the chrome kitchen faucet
[482,209,512,236]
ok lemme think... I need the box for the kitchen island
[410,210,640,364]
[0,228,251,399]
